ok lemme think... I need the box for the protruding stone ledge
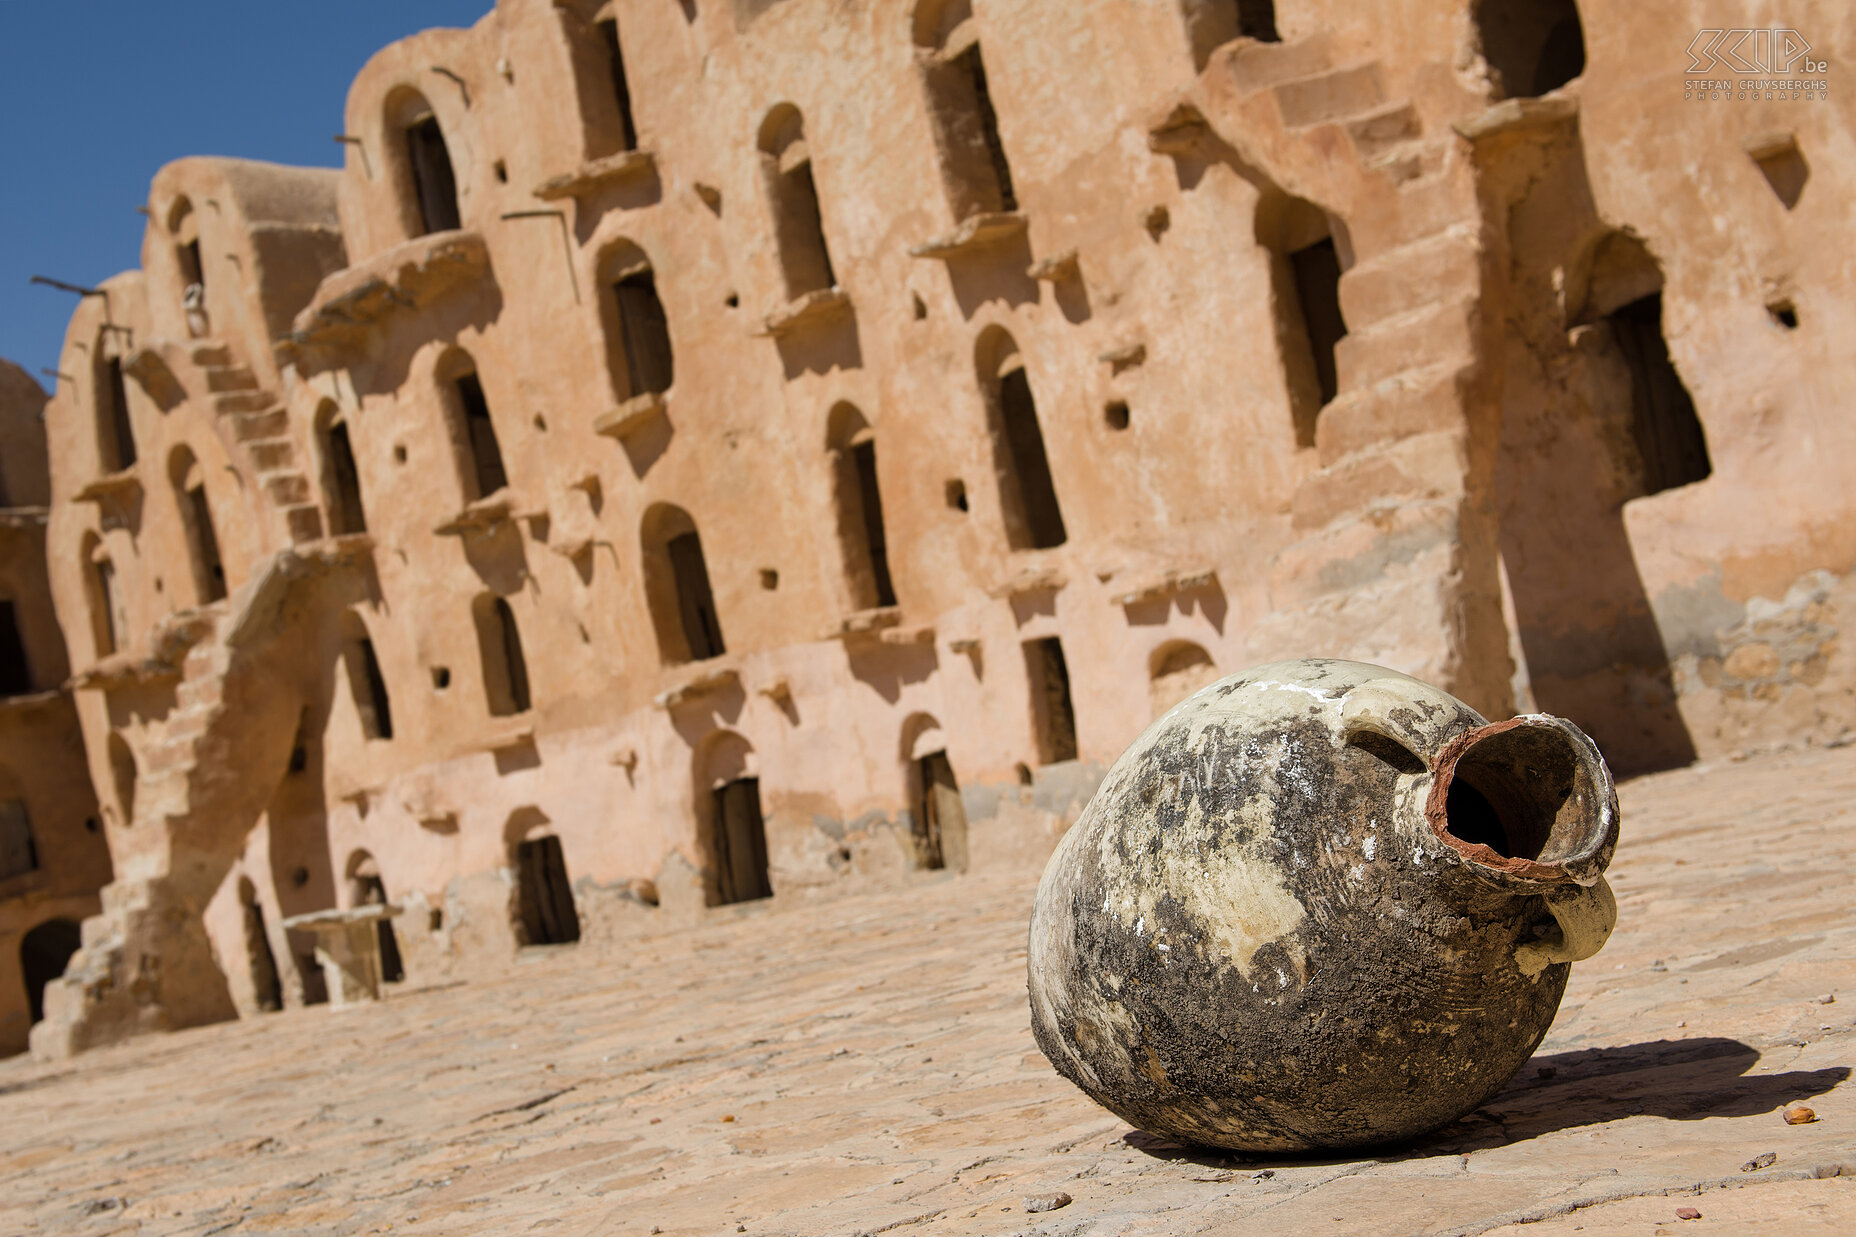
[909,212,1028,259]
[833,606,903,639]
[758,287,851,338]
[1146,101,1212,156]
[74,469,142,505]
[532,150,657,201]
[434,490,519,536]
[1452,95,1579,144]
[654,666,740,711]
[594,391,667,441]
[1097,342,1147,374]
[1111,566,1218,607]
[988,565,1067,599]
[291,229,490,354]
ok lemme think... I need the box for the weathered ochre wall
[0,358,111,1056]
[27,0,1856,1053]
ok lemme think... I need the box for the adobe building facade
[0,358,112,1056]
[23,0,1856,1054]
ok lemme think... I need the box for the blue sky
[0,1,492,388]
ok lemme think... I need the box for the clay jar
[1028,659,1619,1152]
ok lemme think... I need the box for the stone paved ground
[3,746,1854,1236]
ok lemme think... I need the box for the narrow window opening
[959,46,1016,213]
[759,109,837,299]
[759,568,779,591]
[596,19,639,152]
[455,373,509,500]
[990,357,1067,549]
[98,356,136,472]
[668,532,726,661]
[0,601,32,696]
[405,113,462,234]
[0,798,39,880]
[493,159,508,183]
[914,751,968,872]
[516,836,581,944]
[1024,637,1079,764]
[1474,0,1585,99]
[918,9,1018,222]
[851,441,897,608]
[1104,400,1131,432]
[476,596,533,716]
[349,636,395,739]
[1767,300,1799,330]
[94,558,121,656]
[614,268,675,398]
[1289,237,1346,411]
[431,666,452,690]
[177,239,204,290]
[287,709,310,773]
[945,479,968,512]
[1607,293,1711,495]
[177,469,227,604]
[239,878,284,1012]
[711,778,772,904]
[20,918,81,1024]
[325,420,367,535]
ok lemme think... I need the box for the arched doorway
[238,876,284,1012]
[697,732,771,905]
[345,851,404,983]
[902,715,968,873]
[506,812,581,946]
[20,919,82,1025]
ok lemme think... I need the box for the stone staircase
[31,541,367,1058]
[1189,35,1506,710]
[188,341,324,545]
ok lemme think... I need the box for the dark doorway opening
[1607,293,1711,495]
[184,482,227,602]
[914,751,969,872]
[516,836,581,945]
[1024,637,1079,764]
[848,440,898,608]
[239,878,284,1011]
[20,918,80,1025]
[614,269,675,397]
[350,867,405,983]
[326,421,367,535]
[406,114,462,234]
[476,596,533,716]
[0,798,37,880]
[98,355,136,472]
[669,531,726,660]
[350,636,395,739]
[996,365,1067,549]
[712,778,772,905]
[1289,236,1347,411]
[920,28,1018,220]
[1475,0,1585,99]
[0,601,32,696]
[596,18,639,152]
[455,373,510,500]
[759,108,837,299]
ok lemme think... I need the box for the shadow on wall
[1493,116,1704,775]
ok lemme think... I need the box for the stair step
[1343,100,1421,160]
[1358,173,1476,252]
[1215,33,1333,92]
[189,343,232,367]
[1274,62,1384,128]
[203,368,260,393]
[231,408,289,442]
[282,504,326,544]
[214,390,274,415]
[263,473,311,506]
[1315,363,1470,466]
[247,440,295,471]
[1333,296,1477,392]
[1291,431,1466,532]
[1338,227,1480,330]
